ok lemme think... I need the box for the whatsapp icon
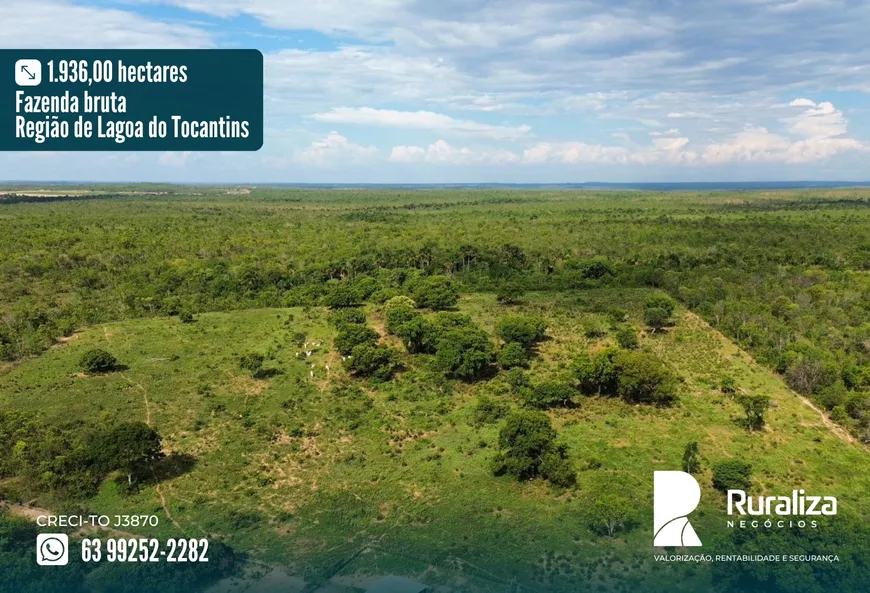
[36,533,69,566]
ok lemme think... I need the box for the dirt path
[156,485,184,533]
[119,372,186,534]
[121,374,152,426]
[684,312,863,450]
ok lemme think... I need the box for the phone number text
[80,538,210,563]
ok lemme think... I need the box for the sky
[1,0,869,183]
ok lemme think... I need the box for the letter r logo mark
[654,471,702,547]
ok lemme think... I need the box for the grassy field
[2,288,867,591]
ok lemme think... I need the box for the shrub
[413,276,459,310]
[496,282,525,305]
[522,381,576,409]
[720,375,737,394]
[615,326,639,349]
[844,394,870,420]
[178,310,195,324]
[607,307,628,323]
[830,405,849,424]
[345,344,399,381]
[328,384,374,430]
[495,315,548,348]
[473,395,509,426]
[369,287,401,305]
[79,349,118,374]
[540,444,576,488]
[498,342,529,369]
[434,326,494,381]
[334,325,379,356]
[238,352,264,378]
[328,308,366,328]
[505,368,531,393]
[581,317,608,338]
[816,383,848,411]
[712,459,752,492]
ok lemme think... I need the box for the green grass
[1,292,868,591]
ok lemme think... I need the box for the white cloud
[702,123,865,165]
[293,132,378,166]
[0,0,212,48]
[158,152,194,167]
[522,136,698,166]
[784,101,849,139]
[311,107,531,139]
[789,98,817,107]
[390,140,520,165]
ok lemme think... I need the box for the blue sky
[1,0,869,182]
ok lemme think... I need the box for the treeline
[0,412,163,499]
[2,192,869,439]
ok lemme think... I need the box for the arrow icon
[15,59,42,86]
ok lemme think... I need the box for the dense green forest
[1,187,869,592]
[2,188,868,437]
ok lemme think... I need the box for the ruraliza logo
[654,471,702,547]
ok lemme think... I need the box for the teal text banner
[1,49,263,151]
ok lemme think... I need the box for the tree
[345,344,399,381]
[495,315,548,349]
[383,296,418,334]
[394,315,436,354]
[712,459,752,492]
[498,342,529,369]
[79,349,118,374]
[645,294,676,317]
[522,381,576,409]
[413,276,459,310]
[492,410,557,481]
[615,326,639,349]
[97,422,163,486]
[644,307,671,332]
[238,352,264,378]
[496,282,524,305]
[614,350,678,405]
[588,493,636,537]
[322,283,361,309]
[784,353,838,395]
[682,441,700,474]
[334,325,379,356]
[737,393,770,431]
[573,348,620,395]
[435,326,494,380]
